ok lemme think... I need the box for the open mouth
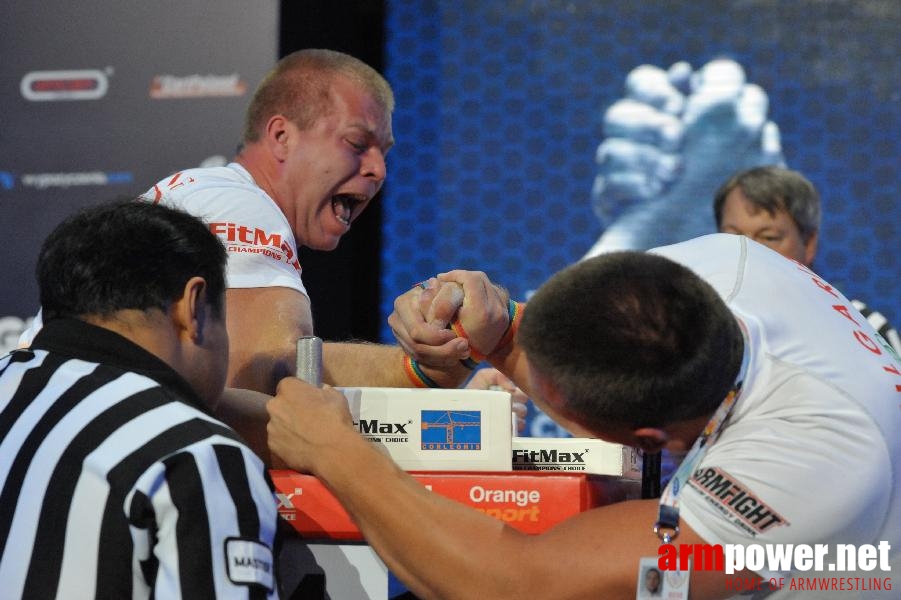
[331,194,367,226]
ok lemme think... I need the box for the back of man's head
[242,48,395,144]
[713,166,821,242]
[39,200,227,323]
[518,251,743,430]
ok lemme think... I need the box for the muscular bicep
[225,286,313,394]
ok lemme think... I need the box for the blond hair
[242,48,394,143]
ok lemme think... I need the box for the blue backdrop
[379,0,899,435]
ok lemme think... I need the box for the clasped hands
[389,270,512,368]
[268,270,523,473]
[390,270,528,432]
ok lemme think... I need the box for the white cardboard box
[338,387,513,471]
[511,436,641,478]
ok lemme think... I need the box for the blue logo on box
[421,410,481,450]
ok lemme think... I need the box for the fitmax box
[512,437,642,479]
[338,387,513,472]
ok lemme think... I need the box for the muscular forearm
[486,341,535,400]
[268,378,524,597]
[268,375,741,599]
[319,437,740,600]
[314,433,531,600]
[322,341,470,388]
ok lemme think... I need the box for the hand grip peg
[296,336,323,387]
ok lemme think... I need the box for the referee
[0,201,279,598]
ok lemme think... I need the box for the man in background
[714,165,900,355]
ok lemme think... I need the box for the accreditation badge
[636,556,689,599]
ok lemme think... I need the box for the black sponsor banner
[0,1,278,350]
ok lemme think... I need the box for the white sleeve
[140,442,279,598]
[225,247,308,297]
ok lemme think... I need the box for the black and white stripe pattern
[0,349,279,599]
[852,299,901,356]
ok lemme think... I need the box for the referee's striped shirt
[0,318,279,599]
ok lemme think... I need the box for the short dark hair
[38,200,227,322]
[518,252,743,429]
[713,166,821,243]
[243,48,395,143]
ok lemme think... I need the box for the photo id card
[636,556,689,599]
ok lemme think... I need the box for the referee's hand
[267,377,354,475]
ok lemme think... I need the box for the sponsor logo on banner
[21,69,110,101]
[0,172,14,191]
[688,466,788,535]
[8,171,134,190]
[150,73,247,99]
[421,410,482,450]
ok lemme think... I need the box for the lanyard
[653,321,750,544]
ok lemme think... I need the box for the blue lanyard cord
[653,322,750,544]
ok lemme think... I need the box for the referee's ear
[171,276,210,344]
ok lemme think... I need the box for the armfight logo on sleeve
[421,410,482,450]
[688,467,789,536]
[225,537,274,591]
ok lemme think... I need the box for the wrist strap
[449,319,489,363]
[449,299,524,363]
[460,357,480,370]
[403,354,442,388]
[492,300,524,354]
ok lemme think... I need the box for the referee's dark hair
[38,199,228,322]
[518,251,744,430]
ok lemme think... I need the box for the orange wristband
[403,354,441,388]
[493,300,524,354]
[449,299,524,362]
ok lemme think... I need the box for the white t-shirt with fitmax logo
[142,162,308,296]
[18,163,307,348]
